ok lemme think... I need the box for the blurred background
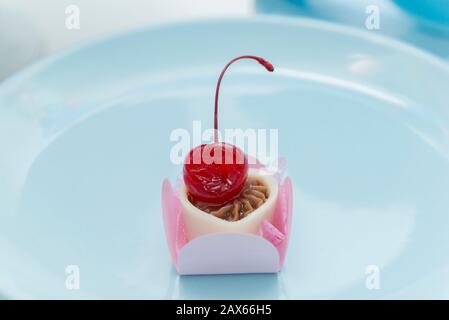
[1,0,449,81]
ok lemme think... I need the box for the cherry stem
[214,55,274,143]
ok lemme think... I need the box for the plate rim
[1,14,449,95]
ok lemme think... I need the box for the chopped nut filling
[188,179,269,221]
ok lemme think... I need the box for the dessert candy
[161,56,294,274]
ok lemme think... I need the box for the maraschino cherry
[183,55,274,205]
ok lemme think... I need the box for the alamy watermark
[365,264,380,290]
[65,265,80,290]
[170,121,279,169]
[65,5,80,30]
[365,5,380,30]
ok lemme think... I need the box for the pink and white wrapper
[161,159,293,275]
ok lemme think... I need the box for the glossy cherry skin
[183,142,248,205]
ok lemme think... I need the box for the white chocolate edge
[179,168,279,239]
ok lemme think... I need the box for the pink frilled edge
[161,158,293,275]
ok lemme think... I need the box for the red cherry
[183,143,248,205]
[183,55,274,205]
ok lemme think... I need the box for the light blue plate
[1,16,449,299]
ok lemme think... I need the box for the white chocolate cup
[180,169,279,240]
